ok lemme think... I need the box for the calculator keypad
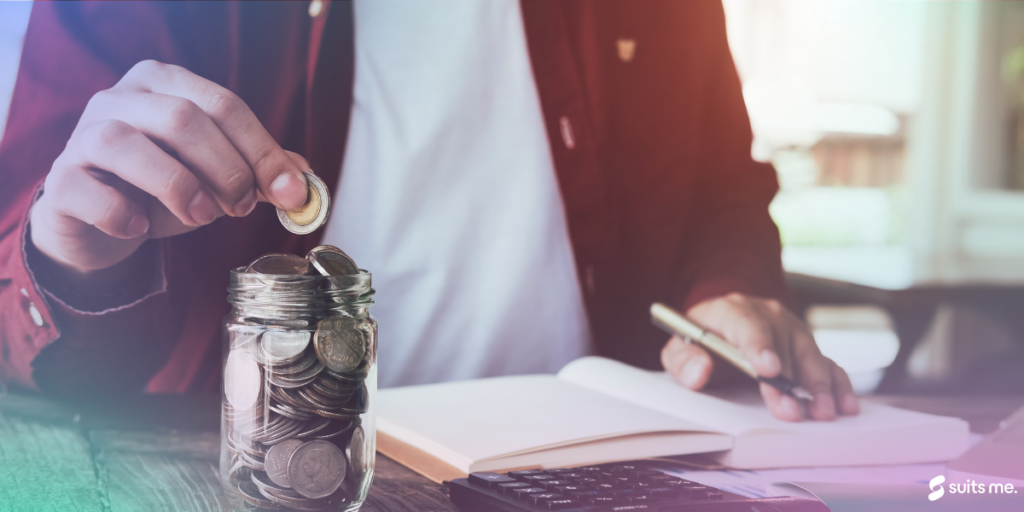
[466,464,725,509]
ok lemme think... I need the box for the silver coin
[253,418,305,445]
[247,253,311,275]
[228,327,261,350]
[252,469,290,494]
[268,401,315,421]
[345,426,367,486]
[238,480,279,510]
[311,419,358,440]
[338,384,369,415]
[287,440,347,499]
[260,330,311,361]
[260,350,319,376]
[314,317,366,373]
[265,439,304,489]
[307,245,359,276]
[277,172,330,235]
[268,372,319,390]
[224,350,261,410]
[294,417,334,438]
[268,363,324,390]
[258,485,333,511]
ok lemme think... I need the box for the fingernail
[759,350,781,375]
[235,187,257,217]
[126,213,149,238]
[842,394,860,415]
[271,173,307,210]
[188,191,219,225]
[681,359,705,388]
[813,393,837,420]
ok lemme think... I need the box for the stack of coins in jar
[220,174,376,512]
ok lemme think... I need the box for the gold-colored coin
[285,183,321,226]
[276,172,330,234]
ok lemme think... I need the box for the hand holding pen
[653,296,860,422]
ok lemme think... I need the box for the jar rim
[227,267,374,311]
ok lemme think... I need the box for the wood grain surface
[1,392,1020,512]
[0,393,457,512]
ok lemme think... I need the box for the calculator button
[575,477,599,487]
[543,469,576,476]
[554,486,588,495]
[631,470,662,478]
[529,493,562,506]
[610,489,639,498]
[686,485,713,499]
[629,481,655,490]
[522,475,557,484]
[577,466,602,473]
[569,490,602,499]
[611,465,638,473]
[512,488,549,500]
[628,494,659,504]
[546,499,577,510]
[539,480,573,490]
[646,474,681,482]
[468,472,518,488]
[592,483,625,492]
[510,470,546,480]
[644,487,680,499]
[661,479,696,489]
[589,496,623,505]
[708,491,724,500]
[559,473,585,480]
[498,482,534,494]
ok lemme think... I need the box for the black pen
[650,303,814,401]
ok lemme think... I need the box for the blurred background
[2,0,1023,396]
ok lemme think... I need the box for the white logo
[929,475,946,501]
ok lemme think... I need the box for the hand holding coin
[28,60,311,294]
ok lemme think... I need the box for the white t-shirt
[321,0,592,388]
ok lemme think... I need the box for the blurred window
[723,0,926,289]
[725,0,1024,288]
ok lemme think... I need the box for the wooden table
[0,392,1020,512]
[0,393,455,512]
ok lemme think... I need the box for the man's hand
[29,60,310,287]
[661,293,859,422]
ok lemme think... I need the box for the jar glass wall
[220,269,376,512]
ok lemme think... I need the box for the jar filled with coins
[220,246,376,512]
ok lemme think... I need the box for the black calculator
[449,463,829,512]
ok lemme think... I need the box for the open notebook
[377,357,969,483]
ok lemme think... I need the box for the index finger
[119,60,308,210]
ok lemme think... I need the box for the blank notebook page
[377,374,717,468]
[558,357,964,437]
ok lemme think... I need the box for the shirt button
[308,0,324,18]
[559,116,576,150]
[28,302,44,327]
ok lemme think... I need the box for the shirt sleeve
[0,1,197,396]
[670,1,791,313]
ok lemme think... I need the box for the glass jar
[220,267,377,512]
